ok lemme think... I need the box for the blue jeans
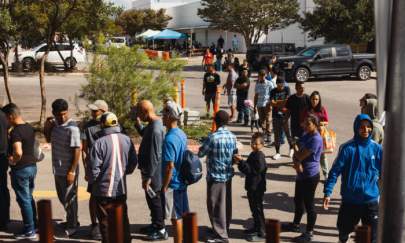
[0,155,10,227]
[10,164,37,233]
[236,96,249,124]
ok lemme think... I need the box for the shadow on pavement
[263,192,294,213]
[266,172,296,182]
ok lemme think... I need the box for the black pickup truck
[277,44,376,82]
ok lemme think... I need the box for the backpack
[180,150,203,185]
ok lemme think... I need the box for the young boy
[234,133,268,242]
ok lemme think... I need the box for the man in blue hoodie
[323,114,382,243]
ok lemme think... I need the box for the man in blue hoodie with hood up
[323,114,382,243]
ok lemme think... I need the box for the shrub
[81,46,185,130]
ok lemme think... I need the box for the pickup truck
[277,44,376,82]
[246,43,296,71]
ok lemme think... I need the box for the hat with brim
[88,100,108,112]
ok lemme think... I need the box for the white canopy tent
[136,29,161,39]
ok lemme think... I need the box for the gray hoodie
[89,126,138,197]
[364,99,384,144]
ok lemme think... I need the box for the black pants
[145,190,165,230]
[337,202,379,243]
[95,195,131,243]
[247,190,265,236]
[293,174,320,232]
[0,155,10,227]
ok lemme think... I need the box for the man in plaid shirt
[199,110,237,243]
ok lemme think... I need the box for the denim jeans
[236,96,249,124]
[10,164,37,233]
[0,154,10,227]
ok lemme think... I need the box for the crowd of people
[201,57,384,243]
[0,57,384,243]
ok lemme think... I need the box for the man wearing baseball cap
[81,99,108,240]
[89,112,137,243]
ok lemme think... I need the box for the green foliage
[182,123,211,141]
[81,46,185,129]
[300,0,374,44]
[198,0,299,46]
[116,9,172,36]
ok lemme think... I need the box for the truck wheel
[65,57,77,70]
[22,58,36,72]
[295,67,310,82]
[357,65,371,80]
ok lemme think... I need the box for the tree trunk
[39,52,48,125]
[53,40,69,70]
[0,53,13,103]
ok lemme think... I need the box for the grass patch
[181,122,211,141]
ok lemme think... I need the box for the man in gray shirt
[134,100,167,241]
[44,99,81,236]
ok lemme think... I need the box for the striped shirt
[198,127,237,182]
[51,119,81,176]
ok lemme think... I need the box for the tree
[0,3,16,103]
[300,0,374,45]
[198,0,299,47]
[116,9,172,36]
[82,46,185,129]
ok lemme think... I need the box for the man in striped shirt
[89,112,137,243]
[198,110,237,243]
[44,99,81,236]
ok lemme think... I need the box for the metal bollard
[37,199,54,243]
[265,219,280,243]
[355,225,371,243]
[211,87,222,132]
[181,79,186,109]
[183,212,198,243]
[108,203,124,243]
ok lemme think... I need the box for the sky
[110,0,132,9]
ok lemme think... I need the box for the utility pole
[376,0,405,242]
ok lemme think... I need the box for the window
[37,46,48,52]
[336,47,350,57]
[298,47,318,57]
[319,48,332,58]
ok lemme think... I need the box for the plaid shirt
[198,127,237,182]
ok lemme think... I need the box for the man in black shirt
[81,100,109,240]
[3,103,38,240]
[0,108,10,231]
[269,77,293,160]
[203,65,221,117]
[285,81,311,139]
[134,100,168,241]
[235,69,250,125]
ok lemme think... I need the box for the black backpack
[180,150,203,185]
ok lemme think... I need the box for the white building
[132,0,323,52]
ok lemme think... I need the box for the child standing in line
[245,100,259,133]
[233,133,268,242]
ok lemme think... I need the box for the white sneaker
[289,149,295,158]
[272,153,281,160]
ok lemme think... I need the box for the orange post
[181,79,186,109]
[265,219,280,243]
[211,87,222,132]
[37,200,54,243]
[183,212,198,243]
[355,225,371,243]
[108,204,124,243]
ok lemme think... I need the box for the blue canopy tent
[146,29,187,40]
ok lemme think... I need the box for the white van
[106,37,127,48]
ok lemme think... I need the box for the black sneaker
[246,233,265,242]
[145,228,168,241]
[293,231,313,242]
[281,222,300,232]
[243,227,257,235]
[14,230,37,240]
[139,224,154,234]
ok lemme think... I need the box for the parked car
[246,43,296,70]
[277,44,376,82]
[15,43,86,71]
[105,37,127,48]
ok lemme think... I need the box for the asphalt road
[0,59,377,242]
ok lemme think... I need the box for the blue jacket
[324,114,382,204]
